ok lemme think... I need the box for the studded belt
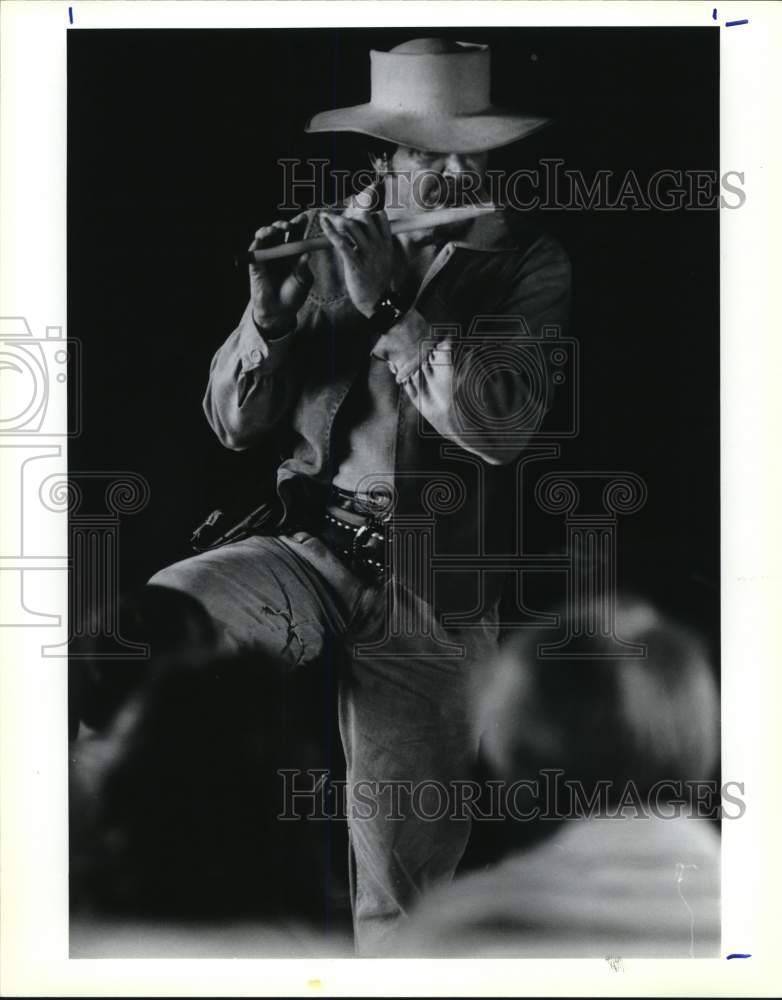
[318,505,389,585]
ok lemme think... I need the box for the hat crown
[370,40,491,117]
[390,38,468,55]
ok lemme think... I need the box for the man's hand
[319,208,397,318]
[249,212,313,336]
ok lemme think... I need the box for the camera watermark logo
[417,317,579,446]
[347,304,644,660]
[0,316,150,656]
[0,317,82,437]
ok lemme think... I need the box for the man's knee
[148,555,209,601]
[146,558,239,653]
[148,540,329,665]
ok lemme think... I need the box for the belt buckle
[351,523,371,557]
[351,520,387,584]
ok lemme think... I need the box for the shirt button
[250,348,262,362]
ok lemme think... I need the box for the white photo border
[1,1,781,995]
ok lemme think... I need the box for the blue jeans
[150,530,499,955]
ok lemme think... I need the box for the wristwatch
[369,289,406,331]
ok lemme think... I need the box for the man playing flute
[150,37,571,954]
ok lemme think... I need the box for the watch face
[374,295,403,325]
[385,292,405,318]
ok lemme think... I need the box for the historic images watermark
[277,158,746,213]
[0,315,151,656]
[277,768,746,823]
[341,310,646,658]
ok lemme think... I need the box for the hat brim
[305,104,551,154]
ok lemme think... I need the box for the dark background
[68,27,720,917]
[68,26,719,642]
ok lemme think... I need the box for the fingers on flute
[248,222,288,251]
[289,253,313,290]
[319,213,350,252]
[344,207,392,244]
[321,212,371,254]
[374,210,392,243]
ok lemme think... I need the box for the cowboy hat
[305,38,550,154]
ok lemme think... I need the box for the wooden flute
[244,204,498,264]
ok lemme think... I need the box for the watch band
[369,289,406,331]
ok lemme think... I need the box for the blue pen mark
[712,8,717,19]
[68,6,73,24]
[726,953,752,959]
[725,19,749,27]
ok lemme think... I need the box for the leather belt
[318,500,391,586]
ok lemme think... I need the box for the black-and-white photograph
[3,4,780,992]
[63,23,725,960]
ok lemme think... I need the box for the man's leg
[149,533,364,664]
[339,582,500,955]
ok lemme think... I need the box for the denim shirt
[204,209,571,620]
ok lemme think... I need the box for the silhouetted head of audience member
[70,584,221,737]
[70,643,342,928]
[478,595,719,809]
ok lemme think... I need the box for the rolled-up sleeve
[372,234,572,465]
[202,300,304,451]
